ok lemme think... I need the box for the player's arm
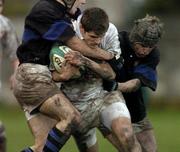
[66,36,114,60]
[65,51,115,80]
[41,18,114,61]
[51,62,81,82]
[117,78,141,93]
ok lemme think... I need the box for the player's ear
[80,23,85,35]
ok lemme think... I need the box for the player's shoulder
[109,22,117,28]
[104,22,119,40]
[107,22,118,33]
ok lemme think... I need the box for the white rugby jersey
[0,15,19,90]
[61,16,122,102]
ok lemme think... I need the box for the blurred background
[0,0,180,151]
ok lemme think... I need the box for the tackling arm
[65,51,116,80]
[51,61,81,82]
[117,78,141,93]
[66,36,114,60]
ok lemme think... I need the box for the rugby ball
[49,44,71,72]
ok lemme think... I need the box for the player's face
[69,0,86,15]
[82,31,104,49]
[0,0,3,14]
[133,42,154,58]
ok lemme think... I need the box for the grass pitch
[0,102,180,152]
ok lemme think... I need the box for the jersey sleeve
[133,49,160,91]
[23,1,75,43]
[42,20,75,43]
[101,23,121,58]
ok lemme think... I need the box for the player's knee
[111,118,136,148]
[72,109,81,125]
[61,108,81,131]
[121,126,134,146]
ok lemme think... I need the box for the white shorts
[73,91,130,133]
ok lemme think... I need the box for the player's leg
[0,121,6,152]
[23,112,57,152]
[21,94,81,152]
[73,128,98,152]
[40,92,81,152]
[111,117,141,152]
[103,133,121,151]
[13,63,81,152]
[100,91,141,152]
[133,118,157,152]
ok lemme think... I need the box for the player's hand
[64,51,85,67]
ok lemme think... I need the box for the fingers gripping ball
[49,45,71,72]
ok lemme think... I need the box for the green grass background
[0,103,180,152]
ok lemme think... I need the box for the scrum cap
[129,15,163,47]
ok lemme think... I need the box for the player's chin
[136,53,146,58]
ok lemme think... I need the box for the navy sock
[43,127,70,152]
[21,147,33,152]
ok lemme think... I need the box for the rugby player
[49,7,141,152]
[13,0,114,152]
[104,15,163,152]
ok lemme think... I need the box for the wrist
[82,57,91,67]
[108,52,114,60]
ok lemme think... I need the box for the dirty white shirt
[61,16,122,102]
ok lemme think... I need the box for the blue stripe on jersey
[46,140,58,152]
[134,64,157,83]
[43,21,71,41]
[22,28,40,42]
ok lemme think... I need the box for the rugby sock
[21,147,33,152]
[43,126,70,152]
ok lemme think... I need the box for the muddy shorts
[72,90,130,133]
[13,63,60,113]
[132,117,153,133]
